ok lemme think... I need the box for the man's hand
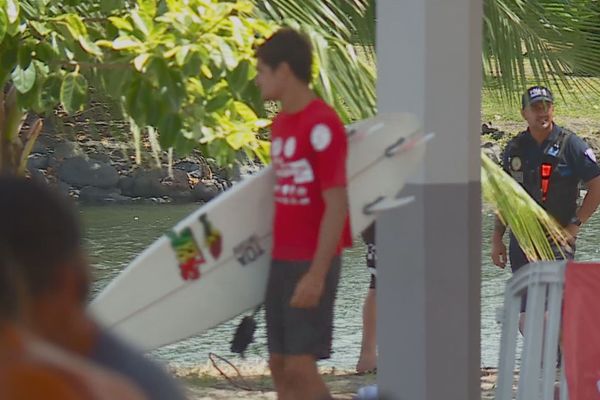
[290,270,326,309]
[565,223,580,247]
[491,238,507,268]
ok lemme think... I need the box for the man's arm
[567,175,600,241]
[491,142,510,268]
[491,215,508,268]
[493,216,506,242]
[289,187,348,308]
[577,175,600,224]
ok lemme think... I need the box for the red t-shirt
[271,98,352,261]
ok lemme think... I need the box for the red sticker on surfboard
[168,228,205,281]
[199,214,222,260]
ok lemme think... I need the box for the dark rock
[192,182,220,202]
[31,140,49,154]
[79,186,133,205]
[57,157,119,189]
[29,168,48,185]
[89,152,111,164]
[119,169,190,198]
[54,140,84,160]
[55,180,71,197]
[481,123,499,135]
[491,131,505,141]
[174,160,201,173]
[27,154,49,170]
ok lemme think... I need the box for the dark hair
[0,176,82,295]
[255,28,313,83]
[0,256,21,320]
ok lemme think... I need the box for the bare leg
[284,355,331,400]
[356,288,377,373]
[269,354,291,400]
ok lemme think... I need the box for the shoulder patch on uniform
[310,124,332,152]
[585,148,597,163]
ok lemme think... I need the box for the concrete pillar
[376,1,482,399]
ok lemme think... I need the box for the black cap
[522,86,554,109]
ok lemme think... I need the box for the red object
[562,262,600,400]
[180,258,201,281]
[541,163,553,201]
[270,99,352,261]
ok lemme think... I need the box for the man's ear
[277,62,293,79]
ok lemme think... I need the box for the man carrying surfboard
[255,28,352,400]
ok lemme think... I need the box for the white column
[376,1,482,399]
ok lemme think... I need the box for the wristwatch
[569,216,582,227]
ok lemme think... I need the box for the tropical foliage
[482,153,569,261]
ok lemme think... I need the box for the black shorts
[369,274,376,290]
[366,242,376,289]
[265,257,341,360]
[509,234,575,312]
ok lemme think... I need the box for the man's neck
[280,84,316,114]
[529,123,554,144]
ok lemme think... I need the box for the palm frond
[481,152,569,261]
[252,0,376,121]
[483,0,600,102]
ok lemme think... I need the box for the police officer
[491,86,600,331]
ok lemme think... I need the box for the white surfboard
[90,113,429,351]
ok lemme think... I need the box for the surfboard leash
[208,352,260,392]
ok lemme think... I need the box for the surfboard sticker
[199,214,223,260]
[168,228,205,281]
[234,235,265,266]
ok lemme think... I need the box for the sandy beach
[175,364,499,399]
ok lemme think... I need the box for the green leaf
[60,72,88,114]
[226,130,255,150]
[108,16,134,32]
[35,41,60,63]
[139,0,157,18]
[232,0,253,14]
[40,74,62,109]
[233,101,257,121]
[12,63,36,93]
[200,64,213,79]
[18,42,33,69]
[134,53,151,71]
[79,37,103,57]
[63,14,87,39]
[218,39,237,70]
[125,78,148,126]
[131,10,150,36]
[158,113,182,148]
[227,59,250,93]
[6,0,19,24]
[0,35,17,86]
[112,36,142,50]
[0,8,7,43]
[29,20,51,36]
[175,45,191,66]
[174,134,197,157]
[101,0,122,14]
[205,92,231,113]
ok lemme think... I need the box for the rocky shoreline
[25,128,260,206]
[24,118,600,206]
